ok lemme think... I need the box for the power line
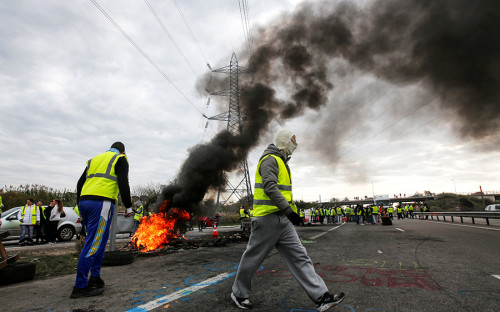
[218,0,236,53]
[238,0,252,57]
[339,91,439,157]
[171,0,210,66]
[143,0,199,77]
[89,0,204,115]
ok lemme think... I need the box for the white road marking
[427,220,500,231]
[309,224,343,240]
[126,272,232,312]
[396,228,405,232]
[493,275,500,280]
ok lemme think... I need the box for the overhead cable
[171,0,209,65]
[339,92,439,157]
[89,0,204,116]
[143,0,199,77]
[238,0,252,57]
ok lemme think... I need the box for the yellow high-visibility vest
[252,154,296,217]
[240,208,247,218]
[21,205,37,224]
[81,151,126,201]
[134,206,144,221]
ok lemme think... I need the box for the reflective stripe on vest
[252,154,296,217]
[239,208,246,218]
[134,206,144,221]
[21,205,37,224]
[81,151,125,201]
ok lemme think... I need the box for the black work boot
[70,286,104,299]
[88,276,105,288]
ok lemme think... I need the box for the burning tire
[102,251,135,266]
[0,262,36,286]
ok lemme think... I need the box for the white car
[0,206,82,241]
[484,204,500,212]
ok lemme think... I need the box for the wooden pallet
[0,231,20,270]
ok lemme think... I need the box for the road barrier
[415,211,500,225]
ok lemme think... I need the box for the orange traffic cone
[212,224,219,239]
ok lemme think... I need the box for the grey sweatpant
[231,213,328,302]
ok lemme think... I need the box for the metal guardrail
[414,211,500,225]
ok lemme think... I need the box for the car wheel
[102,251,135,266]
[0,262,36,285]
[58,225,75,241]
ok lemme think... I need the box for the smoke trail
[163,0,500,212]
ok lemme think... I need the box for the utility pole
[208,52,253,207]
[479,185,485,206]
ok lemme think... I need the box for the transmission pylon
[208,52,253,207]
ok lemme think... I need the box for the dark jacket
[76,155,132,208]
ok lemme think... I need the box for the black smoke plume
[162,0,500,213]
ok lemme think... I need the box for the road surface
[1,219,499,312]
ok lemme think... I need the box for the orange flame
[132,201,190,252]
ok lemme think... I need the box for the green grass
[16,248,79,280]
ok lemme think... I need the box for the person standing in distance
[231,130,345,311]
[71,142,133,298]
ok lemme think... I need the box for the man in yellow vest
[35,200,46,244]
[372,205,380,224]
[397,205,403,219]
[387,205,394,220]
[72,142,133,299]
[0,194,4,226]
[132,201,144,235]
[17,198,40,246]
[231,129,345,311]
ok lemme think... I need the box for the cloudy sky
[1,0,499,203]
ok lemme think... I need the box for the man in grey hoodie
[231,129,345,311]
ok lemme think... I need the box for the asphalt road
[1,219,499,312]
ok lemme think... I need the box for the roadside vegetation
[427,193,492,211]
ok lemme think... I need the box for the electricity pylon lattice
[208,52,253,206]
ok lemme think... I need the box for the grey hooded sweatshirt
[256,144,295,216]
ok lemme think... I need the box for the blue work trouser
[19,225,34,243]
[75,199,114,288]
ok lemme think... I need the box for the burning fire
[132,200,190,252]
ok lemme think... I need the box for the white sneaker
[316,292,345,312]
[231,292,253,309]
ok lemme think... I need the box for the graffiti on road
[256,258,440,291]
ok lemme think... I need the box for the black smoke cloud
[162,0,500,212]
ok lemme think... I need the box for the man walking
[231,129,345,311]
[71,142,133,298]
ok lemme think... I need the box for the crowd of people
[14,198,77,246]
[301,202,430,225]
